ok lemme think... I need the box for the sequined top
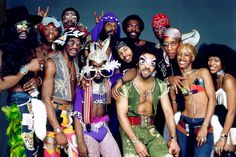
[119,78,168,116]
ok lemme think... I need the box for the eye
[139,59,146,65]
[150,61,156,67]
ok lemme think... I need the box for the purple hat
[91,12,120,42]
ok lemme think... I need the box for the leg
[100,131,121,157]
[194,133,214,157]
[176,129,189,157]
[43,132,60,157]
[83,134,100,157]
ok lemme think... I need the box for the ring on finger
[200,137,205,143]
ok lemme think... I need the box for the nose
[167,44,172,50]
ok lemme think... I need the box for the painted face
[177,47,194,69]
[64,37,81,57]
[15,20,30,39]
[153,26,168,39]
[138,53,156,80]
[126,19,141,39]
[162,37,180,59]
[42,24,59,43]
[62,10,78,28]
[82,61,114,82]
[208,56,222,74]
[117,46,133,63]
[104,22,118,37]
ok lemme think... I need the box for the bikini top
[182,77,206,96]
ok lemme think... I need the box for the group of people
[0,5,235,157]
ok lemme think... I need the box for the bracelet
[38,77,42,86]
[20,65,28,75]
[130,137,138,145]
[54,126,62,135]
[219,133,228,141]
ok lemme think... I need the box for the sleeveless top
[215,73,236,127]
[119,78,168,116]
[52,52,79,101]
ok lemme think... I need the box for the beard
[125,31,141,42]
[99,28,119,44]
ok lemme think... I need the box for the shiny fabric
[119,78,168,116]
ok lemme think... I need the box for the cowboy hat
[3,5,42,26]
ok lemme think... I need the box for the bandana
[91,12,120,42]
[163,27,181,39]
[115,41,127,51]
[52,28,84,50]
[39,17,63,32]
[152,13,170,29]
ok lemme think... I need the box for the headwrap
[181,29,200,46]
[115,41,127,51]
[163,27,181,39]
[91,12,120,42]
[52,28,84,50]
[152,13,170,29]
[39,16,63,32]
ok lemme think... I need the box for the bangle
[54,126,62,135]
[38,77,42,86]
[130,137,138,145]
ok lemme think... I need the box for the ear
[102,37,110,53]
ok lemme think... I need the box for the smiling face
[104,22,118,37]
[208,56,222,74]
[117,45,133,63]
[64,37,81,57]
[15,20,30,40]
[125,19,141,40]
[177,44,196,70]
[138,53,156,80]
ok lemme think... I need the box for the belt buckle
[141,115,149,128]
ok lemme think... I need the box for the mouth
[18,32,27,39]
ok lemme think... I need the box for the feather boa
[2,104,26,157]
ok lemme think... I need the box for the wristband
[170,136,177,140]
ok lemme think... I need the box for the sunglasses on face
[81,65,114,81]
[16,20,30,30]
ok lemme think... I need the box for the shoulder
[223,73,236,89]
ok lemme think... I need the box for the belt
[128,116,154,126]
[52,101,73,112]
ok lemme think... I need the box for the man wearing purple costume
[74,37,121,157]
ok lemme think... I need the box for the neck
[216,69,224,77]
[181,67,193,77]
